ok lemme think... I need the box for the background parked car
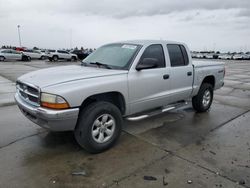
[219,54,233,60]
[0,49,23,61]
[232,53,250,60]
[46,50,77,61]
[22,49,46,61]
[204,53,214,59]
[70,49,89,60]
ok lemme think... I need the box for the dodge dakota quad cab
[15,40,225,153]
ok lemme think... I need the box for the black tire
[53,55,58,61]
[22,56,31,61]
[71,56,77,61]
[0,56,5,61]
[40,56,45,60]
[48,57,53,61]
[74,101,123,153]
[192,83,213,113]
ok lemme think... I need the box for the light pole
[17,25,22,47]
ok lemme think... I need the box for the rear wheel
[71,56,77,61]
[53,55,58,61]
[0,56,5,61]
[22,56,31,61]
[192,83,213,112]
[74,101,123,153]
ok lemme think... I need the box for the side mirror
[136,58,158,71]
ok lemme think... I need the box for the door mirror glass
[136,58,158,71]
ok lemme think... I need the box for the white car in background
[196,53,204,58]
[0,49,23,61]
[232,54,250,60]
[219,54,233,60]
[204,53,214,59]
[46,50,77,61]
[22,49,46,61]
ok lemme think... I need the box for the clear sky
[0,0,250,52]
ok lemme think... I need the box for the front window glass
[139,44,165,68]
[83,43,141,70]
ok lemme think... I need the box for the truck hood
[18,65,128,88]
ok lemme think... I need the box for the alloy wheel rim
[202,90,211,107]
[91,114,116,144]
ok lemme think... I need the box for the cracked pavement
[0,60,250,188]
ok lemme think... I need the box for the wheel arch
[201,75,215,88]
[0,55,5,60]
[80,91,126,115]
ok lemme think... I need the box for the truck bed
[191,60,225,96]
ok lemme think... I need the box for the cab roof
[118,39,185,46]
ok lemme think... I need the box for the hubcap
[0,57,4,61]
[91,114,116,144]
[202,90,211,107]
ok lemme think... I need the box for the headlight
[41,93,70,109]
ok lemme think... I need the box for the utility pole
[70,29,72,49]
[17,25,22,47]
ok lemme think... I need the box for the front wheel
[192,83,213,112]
[74,101,123,153]
[52,55,58,61]
[0,56,5,61]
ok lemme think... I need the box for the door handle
[187,72,192,76]
[163,74,170,80]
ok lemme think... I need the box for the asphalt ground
[0,59,249,188]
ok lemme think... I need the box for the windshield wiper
[89,62,112,69]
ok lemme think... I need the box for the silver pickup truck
[15,40,225,153]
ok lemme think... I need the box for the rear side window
[58,50,68,54]
[167,44,188,67]
[1,50,10,53]
[140,44,165,68]
[180,45,189,65]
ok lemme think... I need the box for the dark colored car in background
[71,50,89,60]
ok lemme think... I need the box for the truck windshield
[82,43,141,70]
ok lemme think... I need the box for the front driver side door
[128,44,171,115]
[3,50,14,60]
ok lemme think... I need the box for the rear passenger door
[128,44,171,114]
[59,50,70,59]
[167,44,193,103]
[11,50,22,60]
[32,50,41,59]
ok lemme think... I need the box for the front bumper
[15,93,79,131]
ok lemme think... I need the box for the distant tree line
[1,45,96,53]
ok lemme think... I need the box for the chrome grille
[16,81,40,106]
